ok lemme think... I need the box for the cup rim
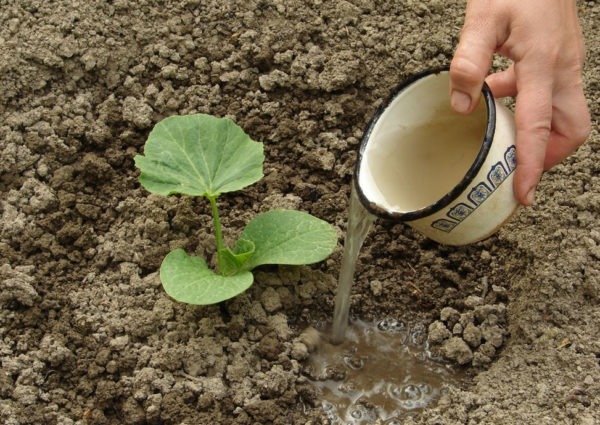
[353,67,496,222]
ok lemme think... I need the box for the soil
[1,0,599,424]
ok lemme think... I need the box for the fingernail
[525,187,536,205]
[451,90,471,114]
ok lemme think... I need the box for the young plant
[134,114,337,305]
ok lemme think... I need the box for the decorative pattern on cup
[504,146,516,172]
[431,145,516,233]
[447,202,473,221]
[431,218,458,232]
[468,182,493,206]
[487,162,508,188]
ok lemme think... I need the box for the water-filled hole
[304,319,467,424]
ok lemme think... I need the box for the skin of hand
[449,0,591,205]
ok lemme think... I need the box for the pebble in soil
[303,319,467,424]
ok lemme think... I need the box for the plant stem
[208,195,224,275]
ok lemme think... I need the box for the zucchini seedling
[134,114,337,305]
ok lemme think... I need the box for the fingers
[544,87,591,169]
[450,4,501,114]
[512,62,553,206]
[510,66,589,203]
[486,65,517,98]
[489,65,589,202]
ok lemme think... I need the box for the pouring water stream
[331,182,376,344]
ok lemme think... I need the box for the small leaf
[220,239,255,276]
[134,114,264,197]
[240,210,337,270]
[160,249,253,305]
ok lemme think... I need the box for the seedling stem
[208,195,224,275]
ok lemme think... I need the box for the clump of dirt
[1,0,599,424]
[427,290,508,367]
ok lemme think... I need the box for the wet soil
[1,1,599,424]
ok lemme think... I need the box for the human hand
[449,0,591,205]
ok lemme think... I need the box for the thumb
[450,4,501,114]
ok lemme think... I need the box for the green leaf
[220,239,255,276]
[134,114,264,197]
[160,249,253,305]
[240,210,338,270]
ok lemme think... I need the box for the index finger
[450,3,499,114]
[512,62,553,205]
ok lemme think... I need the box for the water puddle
[304,319,467,424]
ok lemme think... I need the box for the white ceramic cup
[355,69,518,245]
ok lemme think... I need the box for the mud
[1,1,599,424]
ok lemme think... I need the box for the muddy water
[331,183,376,344]
[306,320,466,424]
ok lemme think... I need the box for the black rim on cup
[353,67,496,222]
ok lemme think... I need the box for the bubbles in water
[389,384,403,399]
[377,318,406,334]
[390,383,422,402]
[389,319,406,333]
[344,355,365,370]
[402,384,421,401]
[322,401,334,411]
[410,329,425,345]
[323,365,346,381]
[401,400,418,410]
[377,319,390,331]
[417,383,430,395]
[338,382,356,394]
[346,404,377,424]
